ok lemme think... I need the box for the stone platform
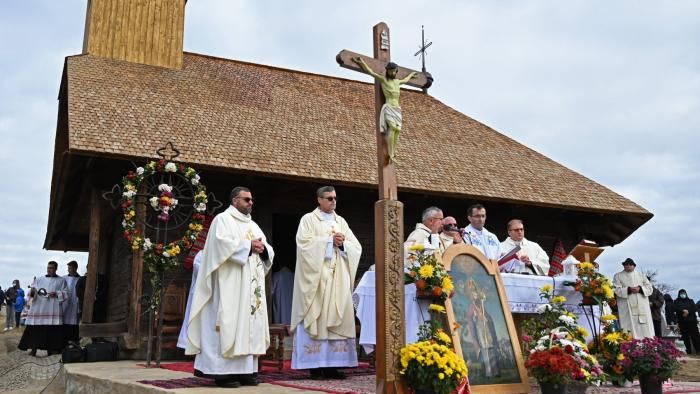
[63,361,318,393]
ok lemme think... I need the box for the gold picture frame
[442,244,530,394]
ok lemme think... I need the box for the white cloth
[185,206,274,375]
[613,270,655,339]
[501,273,600,343]
[353,271,430,353]
[177,251,203,350]
[291,323,358,369]
[500,237,550,275]
[26,276,67,326]
[291,208,361,369]
[463,225,501,260]
[272,268,295,325]
[379,103,402,134]
[404,223,442,267]
[62,274,81,325]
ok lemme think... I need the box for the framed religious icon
[443,244,529,394]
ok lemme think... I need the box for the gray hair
[316,186,335,198]
[507,219,523,230]
[421,207,442,222]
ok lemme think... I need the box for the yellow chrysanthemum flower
[579,262,595,271]
[601,314,618,322]
[617,353,624,361]
[552,295,567,304]
[409,243,425,252]
[577,326,589,338]
[437,331,452,344]
[604,332,621,344]
[540,284,553,293]
[441,276,454,292]
[418,264,434,278]
[428,304,446,313]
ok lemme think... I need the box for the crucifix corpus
[336,22,432,394]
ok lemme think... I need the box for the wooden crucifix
[336,22,431,394]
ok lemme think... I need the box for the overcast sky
[1,1,698,297]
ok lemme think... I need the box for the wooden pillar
[124,186,146,349]
[81,188,101,324]
[375,200,406,394]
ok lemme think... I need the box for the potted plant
[399,304,468,394]
[620,336,682,394]
[523,286,605,393]
[525,346,578,394]
[572,262,615,306]
[404,244,454,301]
[587,314,633,386]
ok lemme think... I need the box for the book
[498,245,521,273]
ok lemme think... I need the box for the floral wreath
[120,159,208,273]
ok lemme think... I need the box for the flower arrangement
[120,160,207,305]
[573,262,615,306]
[522,285,605,386]
[587,314,632,384]
[399,304,468,394]
[404,244,454,301]
[620,336,682,382]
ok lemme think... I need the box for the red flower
[565,345,574,354]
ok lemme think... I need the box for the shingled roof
[63,52,649,216]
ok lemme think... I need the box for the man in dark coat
[647,279,665,338]
[664,293,677,325]
[673,289,700,354]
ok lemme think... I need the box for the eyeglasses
[323,196,337,201]
[509,228,524,232]
[235,196,255,203]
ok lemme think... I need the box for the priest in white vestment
[62,260,81,343]
[185,187,274,388]
[439,216,464,251]
[291,186,362,379]
[613,258,655,339]
[177,251,202,350]
[462,204,501,260]
[18,261,68,356]
[499,219,550,275]
[404,207,445,266]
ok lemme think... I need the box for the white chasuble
[185,206,274,375]
[500,237,550,276]
[463,225,501,260]
[613,270,655,339]
[26,276,67,326]
[291,208,361,369]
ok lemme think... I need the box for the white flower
[535,345,546,351]
[164,162,177,172]
[158,184,172,193]
[195,202,206,212]
[143,238,152,251]
[171,198,178,207]
[121,220,127,227]
[123,190,136,198]
[536,304,552,314]
[162,251,170,258]
[136,167,144,175]
[558,315,575,325]
[149,197,159,209]
[191,174,200,185]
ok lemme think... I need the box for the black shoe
[214,378,241,388]
[323,368,347,380]
[309,368,324,380]
[235,374,258,386]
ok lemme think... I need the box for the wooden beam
[79,321,128,338]
[336,49,432,90]
[81,188,102,324]
[124,185,146,349]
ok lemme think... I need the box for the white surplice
[185,206,274,375]
[462,225,501,260]
[499,237,550,275]
[62,274,81,325]
[404,223,443,266]
[177,251,202,350]
[26,276,67,325]
[613,270,655,339]
[291,208,361,369]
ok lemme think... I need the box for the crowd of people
[1,260,84,356]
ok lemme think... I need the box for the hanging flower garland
[120,159,208,273]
